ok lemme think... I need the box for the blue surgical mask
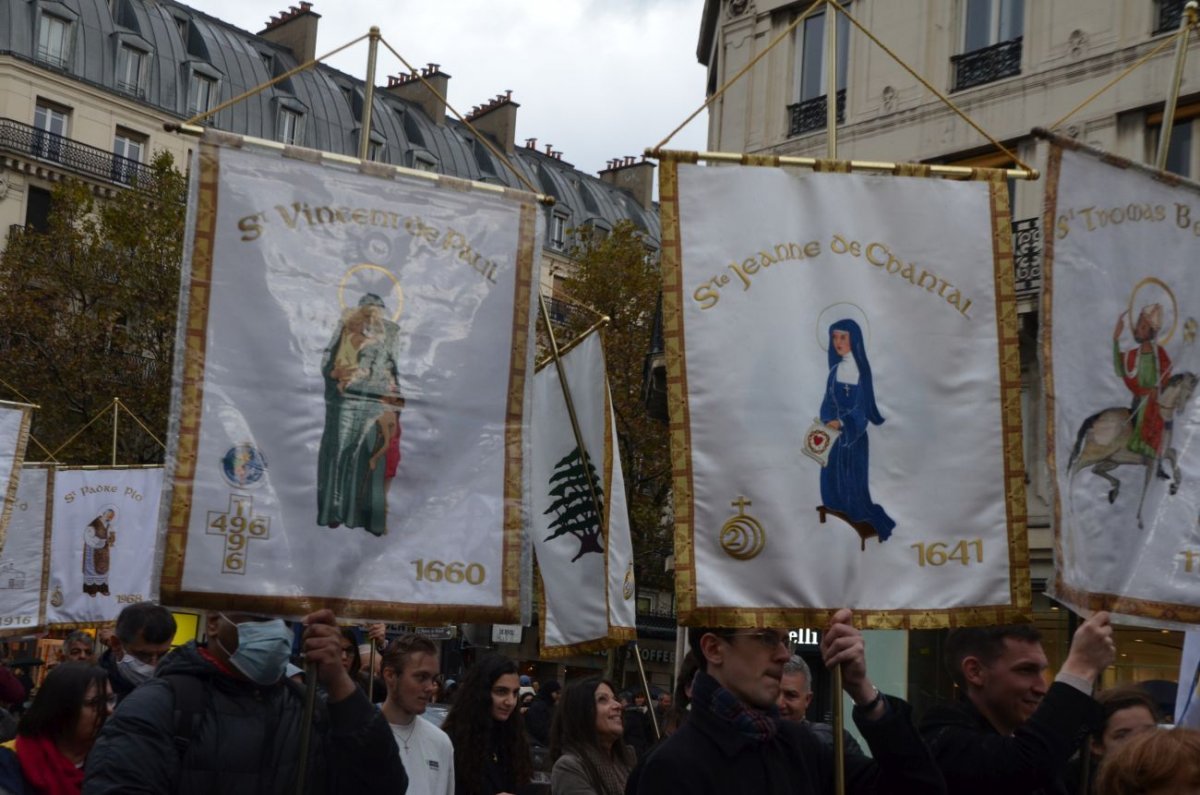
[218,614,292,685]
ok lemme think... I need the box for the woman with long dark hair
[548,677,634,795]
[441,655,531,795]
[0,662,112,794]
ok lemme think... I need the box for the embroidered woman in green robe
[317,293,403,536]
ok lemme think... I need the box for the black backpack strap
[163,674,206,756]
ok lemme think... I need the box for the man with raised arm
[920,611,1116,795]
[84,608,406,794]
[634,609,944,795]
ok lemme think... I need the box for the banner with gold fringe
[158,132,539,623]
[531,331,636,656]
[0,401,33,553]
[0,466,52,637]
[1043,136,1200,627]
[659,157,1029,628]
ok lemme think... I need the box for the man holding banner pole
[83,608,406,794]
[919,612,1115,795]
[634,609,944,794]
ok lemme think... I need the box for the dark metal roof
[2,0,659,247]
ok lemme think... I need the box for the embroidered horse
[1067,371,1197,529]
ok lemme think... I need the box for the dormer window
[117,44,147,97]
[187,72,217,116]
[37,12,73,68]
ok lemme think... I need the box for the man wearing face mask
[82,608,407,794]
[98,602,176,703]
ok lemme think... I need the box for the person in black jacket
[919,611,1116,795]
[634,609,945,795]
[82,608,406,795]
[523,678,559,747]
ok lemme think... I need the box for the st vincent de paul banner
[531,331,636,655]
[1044,137,1200,626]
[159,132,539,622]
[659,158,1029,628]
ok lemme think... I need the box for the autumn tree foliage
[555,220,672,589]
[0,152,187,464]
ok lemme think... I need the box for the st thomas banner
[0,467,51,637]
[0,401,33,551]
[47,467,162,627]
[1044,137,1200,626]
[160,132,539,622]
[659,157,1029,628]
[531,331,636,655]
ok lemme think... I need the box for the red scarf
[15,735,84,795]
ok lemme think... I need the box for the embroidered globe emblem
[221,444,268,489]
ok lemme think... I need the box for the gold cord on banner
[1049,22,1195,133]
[650,0,1036,177]
[180,33,370,128]
[535,316,610,372]
[654,0,826,152]
[377,37,550,203]
[46,398,165,462]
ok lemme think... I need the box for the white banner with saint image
[531,332,636,654]
[47,467,162,627]
[160,135,539,622]
[1044,141,1200,626]
[660,160,1028,627]
[0,467,51,636]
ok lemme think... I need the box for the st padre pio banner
[47,467,163,627]
[0,467,52,637]
[1044,137,1200,626]
[531,331,636,655]
[159,133,539,622]
[0,401,33,551]
[659,158,1029,628]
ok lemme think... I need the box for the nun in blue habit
[819,318,896,541]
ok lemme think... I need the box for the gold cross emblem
[206,495,270,574]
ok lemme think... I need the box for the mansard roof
[2,0,659,244]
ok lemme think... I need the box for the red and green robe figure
[1113,303,1171,461]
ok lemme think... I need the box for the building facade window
[1156,0,1186,34]
[411,151,438,171]
[953,0,1023,91]
[113,128,147,184]
[1161,119,1194,177]
[787,3,848,137]
[37,12,73,68]
[550,213,567,250]
[277,107,302,145]
[117,44,147,97]
[33,101,70,161]
[187,73,216,116]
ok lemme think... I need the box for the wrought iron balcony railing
[952,37,1022,91]
[0,118,157,190]
[35,46,69,69]
[787,88,846,138]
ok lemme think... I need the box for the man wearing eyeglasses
[634,610,945,794]
[98,602,176,704]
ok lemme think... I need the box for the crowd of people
[0,601,1193,794]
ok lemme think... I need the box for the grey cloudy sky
[193,0,711,179]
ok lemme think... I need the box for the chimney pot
[545,144,553,155]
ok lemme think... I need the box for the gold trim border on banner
[649,149,1037,181]
[1041,138,1200,626]
[663,162,1032,629]
[536,570,635,660]
[0,466,54,639]
[0,403,33,554]
[160,138,533,623]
